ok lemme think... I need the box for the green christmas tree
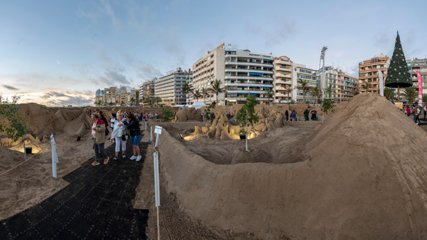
[385,32,412,102]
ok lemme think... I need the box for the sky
[0,0,426,106]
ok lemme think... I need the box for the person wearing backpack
[111,112,127,160]
[91,113,109,166]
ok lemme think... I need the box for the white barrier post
[145,121,147,130]
[153,152,161,240]
[150,126,153,142]
[51,134,59,178]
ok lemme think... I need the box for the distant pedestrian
[285,110,289,121]
[111,112,127,160]
[406,106,411,117]
[110,113,116,131]
[91,113,109,166]
[122,113,142,161]
[304,107,310,121]
[413,108,419,125]
[311,108,317,121]
[290,110,296,121]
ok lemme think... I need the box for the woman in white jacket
[111,112,128,160]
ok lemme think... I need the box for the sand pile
[173,108,203,122]
[154,93,427,239]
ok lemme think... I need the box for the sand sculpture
[173,108,203,122]
[155,93,427,239]
[0,103,92,147]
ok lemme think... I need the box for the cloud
[40,90,94,106]
[2,85,19,91]
[57,60,61,65]
[135,63,163,79]
[78,0,119,27]
[17,38,25,45]
[92,70,130,86]
[246,16,296,47]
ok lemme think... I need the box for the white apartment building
[192,43,274,105]
[155,68,193,106]
[273,56,318,103]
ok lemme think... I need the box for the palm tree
[193,89,202,102]
[181,83,194,104]
[201,87,209,104]
[121,100,125,106]
[402,86,417,104]
[208,79,226,104]
[325,86,333,99]
[265,89,273,105]
[131,97,135,106]
[362,82,371,93]
[151,96,162,106]
[384,87,396,101]
[297,79,311,104]
[285,87,293,105]
[351,89,359,97]
[310,86,320,104]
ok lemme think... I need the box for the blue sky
[0,0,426,106]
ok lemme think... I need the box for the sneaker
[122,154,126,159]
[113,156,118,161]
[92,161,100,166]
[104,157,109,165]
[130,155,137,160]
[136,155,142,162]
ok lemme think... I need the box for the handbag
[121,134,126,141]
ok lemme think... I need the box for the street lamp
[320,46,328,101]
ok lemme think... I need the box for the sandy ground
[0,132,112,221]
[134,93,427,240]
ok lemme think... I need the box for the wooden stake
[398,85,400,102]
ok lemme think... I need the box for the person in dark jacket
[122,113,142,161]
[304,107,310,121]
[285,110,289,121]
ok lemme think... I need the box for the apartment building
[359,53,390,93]
[155,68,192,106]
[407,58,427,94]
[141,79,155,104]
[294,64,318,103]
[103,87,117,105]
[95,89,104,105]
[273,56,293,103]
[192,43,275,105]
[316,67,358,102]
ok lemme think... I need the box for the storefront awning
[263,87,270,89]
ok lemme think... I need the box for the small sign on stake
[154,126,162,134]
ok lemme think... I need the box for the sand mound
[173,108,203,122]
[156,93,427,239]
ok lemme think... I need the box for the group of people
[284,107,317,121]
[91,110,142,166]
[404,105,427,125]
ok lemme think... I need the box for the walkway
[0,139,149,239]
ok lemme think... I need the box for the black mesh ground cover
[0,139,150,240]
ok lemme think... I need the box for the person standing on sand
[413,108,419,125]
[304,107,310,121]
[91,113,109,166]
[406,106,411,117]
[290,110,296,121]
[122,113,142,161]
[311,108,317,121]
[285,110,289,121]
[111,112,127,160]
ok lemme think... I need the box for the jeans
[304,116,309,121]
[286,116,288,121]
[93,138,108,162]
[131,135,141,146]
[414,114,418,123]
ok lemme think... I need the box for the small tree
[193,90,202,102]
[320,99,335,124]
[0,95,31,159]
[236,95,259,152]
[204,103,215,122]
[351,89,359,96]
[201,87,208,104]
[121,101,125,106]
[325,86,333,99]
[161,108,174,122]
